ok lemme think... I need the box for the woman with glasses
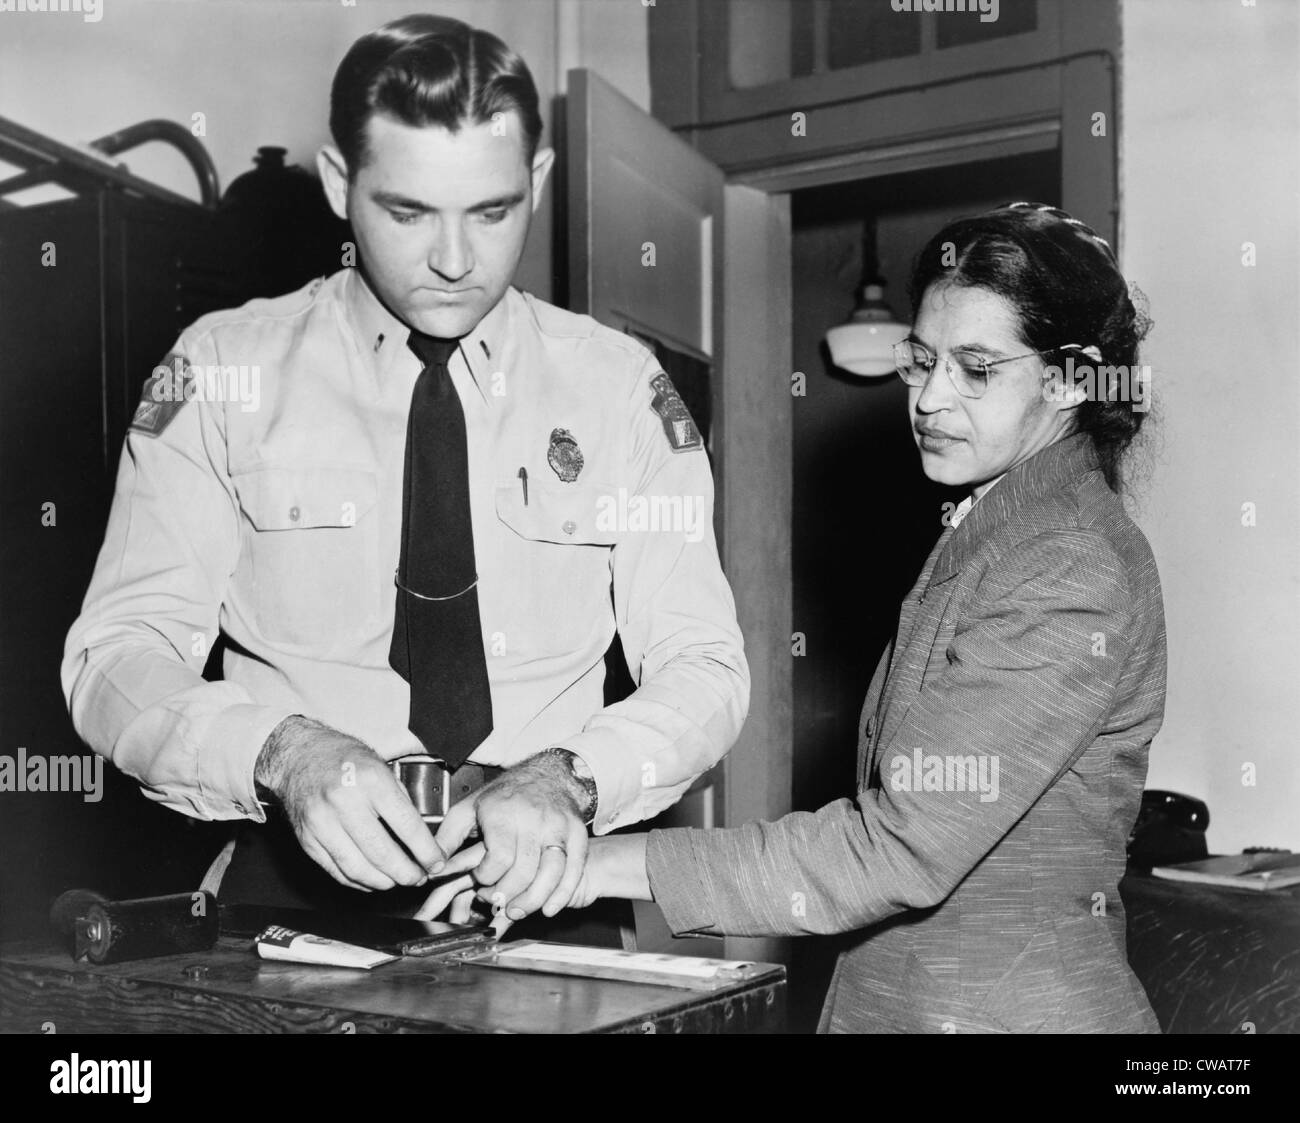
[428,202,1165,1034]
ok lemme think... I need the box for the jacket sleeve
[560,356,750,834]
[646,528,1135,937]
[61,334,296,821]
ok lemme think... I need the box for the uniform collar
[343,267,512,403]
[344,266,406,368]
[456,287,511,404]
[928,432,1101,586]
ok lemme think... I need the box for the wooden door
[566,69,792,965]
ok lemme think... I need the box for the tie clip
[394,571,478,602]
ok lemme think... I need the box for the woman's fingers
[414,873,474,920]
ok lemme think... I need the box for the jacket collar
[342,267,511,404]
[928,432,1101,586]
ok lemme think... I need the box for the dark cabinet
[0,192,240,937]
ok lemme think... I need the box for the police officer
[61,14,748,932]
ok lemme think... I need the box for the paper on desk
[1153,852,1300,891]
[476,940,759,990]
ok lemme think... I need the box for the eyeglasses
[892,340,1084,399]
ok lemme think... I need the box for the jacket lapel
[869,434,1102,770]
[927,433,1100,587]
[865,522,955,778]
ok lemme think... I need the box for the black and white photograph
[0,0,1295,1077]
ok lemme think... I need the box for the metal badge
[547,428,584,483]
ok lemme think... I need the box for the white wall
[1121,0,1299,852]
[0,0,650,299]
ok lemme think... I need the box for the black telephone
[1128,790,1210,869]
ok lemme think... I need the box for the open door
[566,69,793,965]
[566,68,721,362]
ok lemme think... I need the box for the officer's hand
[415,844,502,931]
[255,715,440,892]
[417,753,589,924]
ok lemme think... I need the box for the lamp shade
[825,283,910,377]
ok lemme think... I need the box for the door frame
[713,25,1119,968]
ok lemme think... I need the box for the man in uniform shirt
[61,14,748,930]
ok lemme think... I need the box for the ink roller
[50,889,220,965]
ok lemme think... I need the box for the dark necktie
[389,331,493,767]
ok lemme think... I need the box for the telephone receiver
[1128,790,1210,868]
[1137,790,1210,833]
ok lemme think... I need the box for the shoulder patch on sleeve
[649,371,703,453]
[130,352,195,437]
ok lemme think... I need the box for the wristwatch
[541,747,598,825]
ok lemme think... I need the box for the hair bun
[1127,281,1153,343]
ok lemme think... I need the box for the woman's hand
[415,834,651,936]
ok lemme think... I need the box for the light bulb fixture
[825,216,910,378]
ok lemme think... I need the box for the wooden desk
[1122,872,1300,1034]
[0,939,785,1034]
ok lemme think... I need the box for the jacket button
[289,506,301,522]
[562,520,576,535]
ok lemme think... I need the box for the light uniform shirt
[62,268,749,835]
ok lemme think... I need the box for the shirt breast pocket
[234,465,381,649]
[495,480,622,547]
[492,479,618,655]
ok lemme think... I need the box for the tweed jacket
[646,433,1166,1033]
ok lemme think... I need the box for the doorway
[785,148,1061,1031]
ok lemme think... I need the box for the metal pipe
[88,118,220,208]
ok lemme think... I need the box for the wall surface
[1120,0,1299,852]
[0,0,650,300]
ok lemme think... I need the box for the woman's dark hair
[330,15,543,175]
[909,202,1151,492]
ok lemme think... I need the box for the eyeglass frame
[892,339,1087,399]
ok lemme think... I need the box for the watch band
[541,747,598,825]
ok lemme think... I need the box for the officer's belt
[390,756,503,824]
